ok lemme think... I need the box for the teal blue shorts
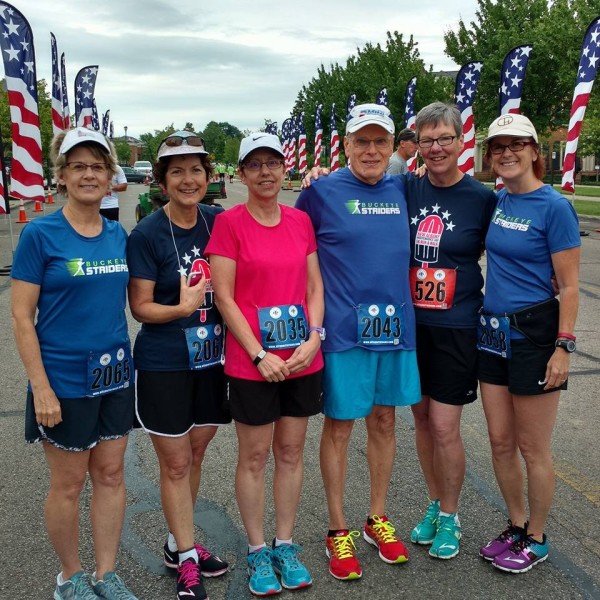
[322,348,421,420]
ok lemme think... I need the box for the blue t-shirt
[296,167,416,352]
[11,210,130,397]
[484,185,580,316]
[127,205,224,371]
[405,174,497,327]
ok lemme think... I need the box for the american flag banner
[0,139,7,214]
[91,99,100,131]
[314,104,323,166]
[404,77,418,172]
[346,93,357,120]
[75,65,99,127]
[102,110,110,136]
[297,112,307,173]
[109,120,114,140]
[455,61,483,175]
[499,44,533,115]
[330,103,340,172]
[0,3,45,203]
[50,33,63,135]
[60,52,70,128]
[562,16,600,193]
[376,87,388,106]
[265,122,277,135]
[288,116,297,173]
[281,118,290,171]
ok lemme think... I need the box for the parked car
[133,160,153,178]
[121,166,146,183]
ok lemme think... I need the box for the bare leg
[188,426,218,506]
[411,396,439,500]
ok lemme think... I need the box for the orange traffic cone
[46,191,54,204]
[287,179,292,190]
[145,174,150,185]
[16,200,29,224]
[33,198,44,212]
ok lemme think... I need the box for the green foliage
[200,121,243,161]
[139,124,176,161]
[222,137,241,165]
[114,139,131,164]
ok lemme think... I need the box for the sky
[6,0,480,139]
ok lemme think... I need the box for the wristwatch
[309,326,326,341]
[555,339,576,353]
[253,349,267,366]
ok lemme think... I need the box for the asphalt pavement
[0,181,599,599]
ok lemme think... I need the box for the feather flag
[75,65,99,127]
[297,112,307,173]
[455,61,483,175]
[376,87,388,106]
[314,104,323,166]
[562,16,600,193]
[109,120,114,140]
[346,93,357,121]
[288,116,297,173]
[281,118,291,171]
[0,2,45,203]
[404,77,417,172]
[102,110,110,136]
[330,103,340,172]
[265,122,278,135]
[60,52,70,129]
[91,99,100,131]
[0,137,7,214]
[50,33,63,135]
[499,44,533,115]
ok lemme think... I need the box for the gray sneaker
[54,571,100,600]
[92,572,138,600]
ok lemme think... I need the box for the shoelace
[102,574,135,600]
[73,574,99,600]
[195,544,212,561]
[331,530,360,559]
[370,516,398,543]
[497,520,525,542]
[274,544,302,570]
[423,501,439,523]
[510,534,539,555]
[250,548,275,576]
[178,560,201,587]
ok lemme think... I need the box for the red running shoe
[325,530,362,580]
[363,515,409,564]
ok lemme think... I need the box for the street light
[124,125,128,139]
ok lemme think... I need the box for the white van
[133,160,153,177]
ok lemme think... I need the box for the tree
[200,121,243,161]
[139,124,176,161]
[114,139,131,164]
[223,137,241,165]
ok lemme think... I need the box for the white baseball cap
[346,103,395,135]
[483,113,538,143]
[157,131,208,160]
[238,133,284,164]
[59,127,110,155]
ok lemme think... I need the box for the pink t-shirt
[205,203,324,380]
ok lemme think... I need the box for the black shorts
[416,324,478,405]
[226,370,323,426]
[135,368,231,436]
[478,338,568,396]
[25,386,134,451]
[99,207,119,221]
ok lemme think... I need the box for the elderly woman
[127,131,230,600]
[11,128,138,599]
[477,114,580,573]
[206,133,324,596]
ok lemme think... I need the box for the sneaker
[325,530,362,580]
[164,542,229,577]
[480,520,526,561]
[363,515,409,564]
[54,571,99,600]
[271,542,312,590]
[93,572,138,599]
[411,499,440,545]
[177,559,208,600]
[493,534,549,573]
[429,514,462,559]
[247,547,282,596]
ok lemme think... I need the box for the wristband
[253,349,267,366]
[557,332,576,341]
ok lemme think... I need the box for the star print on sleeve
[182,252,192,265]
[177,265,187,277]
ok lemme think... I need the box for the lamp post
[124,125,128,139]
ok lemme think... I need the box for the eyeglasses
[416,135,457,149]
[161,135,205,148]
[488,140,535,155]
[66,162,108,174]
[243,159,284,171]
[351,137,392,150]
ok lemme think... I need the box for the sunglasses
[161,135,205,148]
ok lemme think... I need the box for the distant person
[227,163,235,183]
[100,164,128,221]
[386,128,418,176]
[217,162,226,183]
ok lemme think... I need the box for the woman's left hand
[285,338,320,374]
[542,348,570,390]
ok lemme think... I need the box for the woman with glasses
[11,128,138,599]
[127,131,230,600]
[206,133,324,596]
[478,114,580,573]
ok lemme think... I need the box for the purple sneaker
[493,534,549,573]
[479,520,526,561]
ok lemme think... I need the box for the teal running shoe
[429,514,462,559]
[54,571,99,600]
[411,499,439,545]
[92,572,138,599]
[271,542,312,590]
[247,547,282,596]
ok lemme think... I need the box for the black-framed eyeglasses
[488,140,535,155]
[416,135,457,149]
[161,135,205,148]
[65,161,108,174]
[243,159,284,171]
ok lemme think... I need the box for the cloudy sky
[9,0,479,138]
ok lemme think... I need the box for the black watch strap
[253,349,267,366]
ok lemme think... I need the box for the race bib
[184,324,224,370]
[409,267,456,309]
[477,314,511,358]
[87,344,132,397]
[356,303,403,346]
[258,304,308,350]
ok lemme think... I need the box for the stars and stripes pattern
[75,65,98,127]
[265,122,278,135]
[91,99,99,130]
[0,136,7,213]
[281,118,290,171]
[102,110,110,136]
[50,33,63,135]
[288,117,297,172]
[499,44,533,115]
[314,104,323,166]
[404,77,418,172]
[562,17,600,193]
[60,52,70,129]
[330,103,340,172]
[0,2,44,203]
[346,93,357,120]
[282,118,296,173]
[109,120,114,140]
[297,111,307,173]
[376,87,388,106]
[455,61,483,175]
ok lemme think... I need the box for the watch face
[566,340,576,352]
[557,339,576,352]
